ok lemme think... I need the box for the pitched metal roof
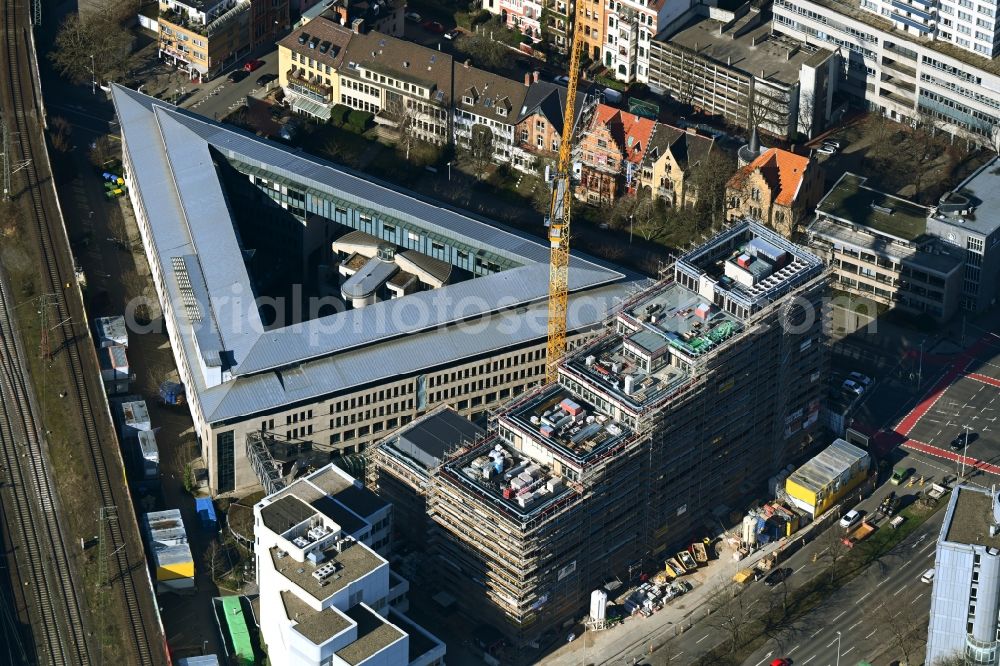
[111,85,639,423]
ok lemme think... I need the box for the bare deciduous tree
[384,93,419,161]
[464,123,495,179]
[866,595,924,666]
[707,582,756,658]
[50,1,136,86]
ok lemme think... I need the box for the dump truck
[733,568,756,585]
[842,521,876,548]
[665,557,684,576]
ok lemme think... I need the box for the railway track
[1,0,161,663]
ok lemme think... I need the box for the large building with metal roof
[110,84,638,496]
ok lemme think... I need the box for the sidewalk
[541,534,786,665]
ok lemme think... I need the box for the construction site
[368,221,831,650]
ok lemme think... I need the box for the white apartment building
[603,0,690,83]
[453,63,530,163]
[482,0,543,41]
[255,465,445,666]
[772,0,1000,142]
[860,0,1000,57]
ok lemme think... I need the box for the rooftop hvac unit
[307,549,326,565]
[276,550,287,559]
[293,536,310,548]
[312,561,340,581]
[585,355,596,366]
[624,375,636,395]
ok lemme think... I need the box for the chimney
[351,17,364,33]
[533,70,540,82]
[525,72,531,86]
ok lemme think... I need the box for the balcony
[881,56,916,79]
[286,68,332,101]
[880,73,916,94]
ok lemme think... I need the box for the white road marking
[832,610,847,622]
[911,592,926,605]
[893,585,907,596]
[866,629,877,639]
[801,656,815,665]
[843,646,856,656]
[827,639,839,648]
[873,602,885,611]
[848,620,862,631]
[790,645,800,653]
[856,591,872,604]
[696,635,709,644]
[811,629,822,638]
[673,653,684,660]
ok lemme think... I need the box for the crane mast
[545,14,585,383]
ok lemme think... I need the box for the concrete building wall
[773,0,1000,144]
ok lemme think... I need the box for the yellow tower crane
[545,11,586,383]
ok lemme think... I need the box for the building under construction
[368,221,828,648]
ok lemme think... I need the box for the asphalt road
[740,508,943,666]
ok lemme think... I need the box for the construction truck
[842,522,876,548]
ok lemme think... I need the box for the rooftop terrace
[269,539,385,602]
[677,221,823,312]
[944,486,1000,549]
[798,0,1000,76]
[505,386,633,462]
[336,605,405,665]
[665,14,831,85]
[441,437,580,520]
[816,173,930,242]
[562,327,693,411]
[808,216,963,275]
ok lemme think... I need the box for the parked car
[823,139,842,148]
[816,145,836,155]
[602,88,623,105]
[921,568,935,584]
[554,75,570,85]
[404,10,422,21]
[840,509,862,529]
[764,567,792,587]
[890,467,909,485]
[422,19,445,33]
[228,70,248,83]
[444,28,461,40]
[848,371,872,387]
[256,73,277,86]
[770,659,792,666]
[951,431,976,450]
[243,59,264,72]
[842,378,865,396]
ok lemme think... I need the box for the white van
[921,569,935,584]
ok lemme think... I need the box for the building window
[217,430,235,493]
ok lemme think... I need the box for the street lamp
[629,213,634,244]
[835,630,842,666]
[447,161,452,181]
[917,339,924,389]
[90,54,96,95]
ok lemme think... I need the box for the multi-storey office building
[158,0,254,81]
[370,221,828,649]
[926,485,1000,666]
[111,84,636,496]
[927,157,1000,313]
[254,464,445,665]
[647,5,839,138]
[806,173,964,320]
[859,0,1000,58]
[808,159,1000,317]
[772,0,1000,142]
